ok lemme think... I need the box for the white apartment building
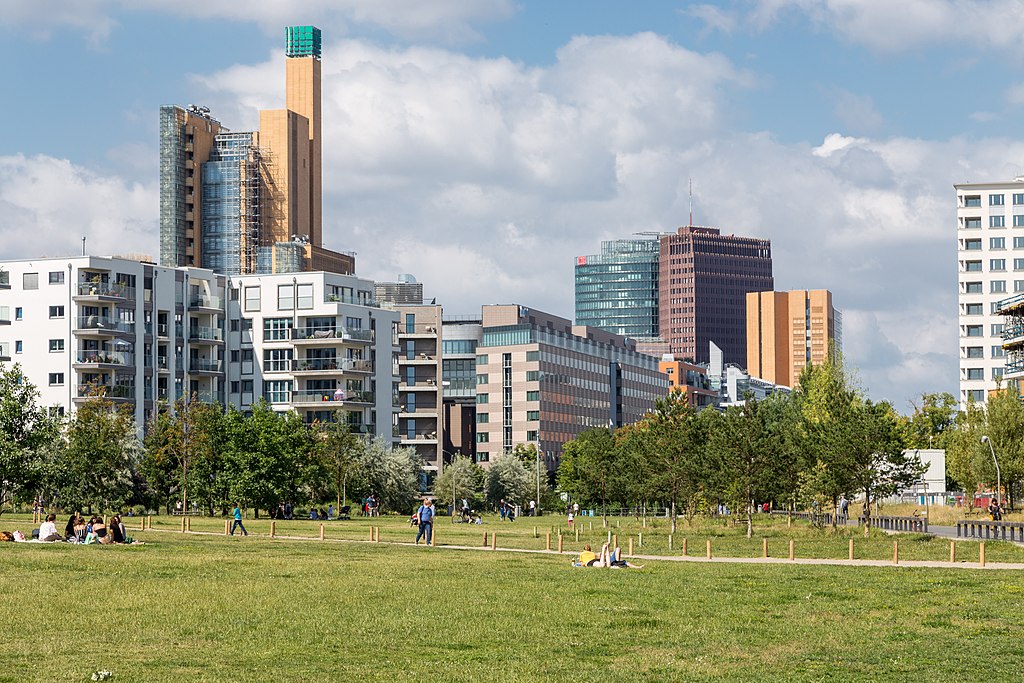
[0,257,399,445]
[955,179,1024,406]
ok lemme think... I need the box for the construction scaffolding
[239,145,263,275]
[996,292,1024,381]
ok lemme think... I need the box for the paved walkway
[140,527,1024,571]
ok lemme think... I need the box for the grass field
[3,513,1024,682]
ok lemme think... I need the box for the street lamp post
[981,435,1002,507]
[536,449,541,517]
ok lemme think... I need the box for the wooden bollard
[668,535,673,551]
[893,540,899,565]
[639,532,643,548]
[319,523,325,541]
[483,531,489,547]
[575,528,579,543]
[616,520,620,529]
[706,539,712,559]
[643,517,647,528]
[763,538,768,558]
[186,517,191,532]
[147,515,152,530]
[589,521,592,531]
[628,538,634,556]
[950,541,956,563]
[370,526,375,541]
[270,520,276,538]
[533,526,538,538]
[558,534,563,553]
[180,516,186,533]
[546,532,551,551]
[980,542,986,568]
[682,537,687,556]
[607,531,611,544]
[789,539,795,561]
[430,527,435,546]
[613,534,618,549]
[849,538,854,561]
[224,520,230,536]
[491,532,497,550]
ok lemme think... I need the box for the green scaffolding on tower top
[286,26,322,59]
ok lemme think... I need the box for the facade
[659,226,773,365]
[375,275,425,306]
[474,305,668,472]
[955,179,1024,405]
[392,304,443,477]
[708,341,789,407]
[441,315,482,462]
[574,239,660,338]
[658,357,717,409]
[159,26,355,277]
[0,257,398,445]
[746,289,841,389]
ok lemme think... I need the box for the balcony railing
[292,327,374,342]
[323,293,379,307]
[293,357,374,372]
[76,317,135,334]
[76,281,135,300]
[77,384,135,399]
[76,351,134,366]
[190,294,222,309]
[189,359,223,373]
[292,389,375,404]
[157,356,168,369]
[189,325,223,342]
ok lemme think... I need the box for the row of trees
[557,356,922,537]
[0,363,423,516]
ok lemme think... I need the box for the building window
[991,194,1005,206]
[527,410,540,421]
[965,325,983,337]
[527,431,539,441]
[297,284,313,309]
[1016,281,1024,293]
[476,374,488,385]
[230,381,240,394]
[526,390,540,401]
[476,354,489,365]
[992,302,1003,314]
[48,339,64,352]
[476,393,489,404]
[263,380,292,404]
[49,306,64,318]
[991,259,1006,271]
[244,286,260,312]
[991,215,1006,228]
[230,319,239,332]
[964,261,982,272]
[965,347,983,359]
[1015,215,1024,228]
[15,341,22,353]
[345,316,362,330]
[477,432,489,443]
[229,287,239,301]
[992,280,1007,293]
[964,217,982,229]
[993,367,1004,380]
[965,368,984,380]
[965,195,982,207]
[1016,259,1024,271]
[992,323,1005,336]
[15,307,23,320]
[965,282,983,293]
[1015,237,1024,249]
[963,239,982,250]
[992,345,1005,358]
[48,271,65,284]
[526,351,540,362]
[526,371,541,381]
[991,237,1006,250]
[277,285,294,311]
[48,373,64,385]
[263,318,292,341]
[967,389,985,402]
[477,413,489,423]
[23,273,38,290]
[405,313,416,334]
[965,303,983,315]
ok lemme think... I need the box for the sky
[4,0,1024,410]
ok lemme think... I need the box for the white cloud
[686,4,739,35]
[829,88,884,134]
[0,0,516,45]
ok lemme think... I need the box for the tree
[983,386,1024,508]
[360,436,421,513]
[904,392,958,450]
[311,412,365,511]
[557,428,621,521]
[0,363,61,515]
[946,402,986,511]
[641,392,707,534]
[433,454,484,510]
[221,402,303,514]
[56,391,138,512]
[485,452,533,509]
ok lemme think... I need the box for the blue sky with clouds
[5,0,1024,408]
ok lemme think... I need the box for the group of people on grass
[575,542,643,569]
[29,513,130,544]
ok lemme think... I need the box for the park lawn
[1,531,1024,682]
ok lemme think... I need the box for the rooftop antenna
[82,236,86,256]
[688,178,693,227]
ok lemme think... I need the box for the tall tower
[285,25,322,248]
[574,239,660,339]
[746,289,840,388]
[658,226,773,365]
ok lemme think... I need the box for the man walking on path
[230,504,248,536]
[415,498,434,545]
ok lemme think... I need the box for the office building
[0,257,399,445]
[441,315,482,463]
[708,342,790,407]
[956,178,1024,405]
[659,356,717,409]
[375,275,425,306]
[474,305,668,473]
[160,26,355,277]
[659,226,773,365]
[391,304,443,477]
[746,289,841,389]
[574,239,660,338]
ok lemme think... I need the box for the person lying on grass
[574,543,644,569]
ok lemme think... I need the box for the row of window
[963,324,1006,337]
[962,346,1006,359]
[960,259,1024,272]
[963,367,1004,380]
[963,193,1024,207]
[476,431,539,443]
[962,237,1024,250]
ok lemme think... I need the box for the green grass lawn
[2,514,1024,682]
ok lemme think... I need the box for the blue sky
[4,0,1024,407]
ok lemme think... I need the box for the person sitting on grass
[92,516,111,545]
[64,514,78,539]
[38,514,63,542]
[109,515,127,544]
[73,515,87,543]
[576,544,597,566]
[577,543,644,569]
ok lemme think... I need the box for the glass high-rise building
[574,239,660,338]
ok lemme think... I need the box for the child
[567,511,574,528]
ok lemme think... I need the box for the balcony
[323,293,379,307]
[0,307,9,325]
[189,294,222,311]
[291,327,374,344]
[0,272,9,289]
[399,431,439,444]
[75,384,135,401]
[157,356,169,372]
[188,325,223,344]
[398,406,439,418]
[399,323,440,338]
[192,390,224,405]
[156,323,169,338]
[292,357,374,374]
[400,379,439,391]
[398,353,436,364]
[75,317,135,337]
[291,389,375,407]
[188,359,223,374]
[75,281,135,302]
[74,350,134,368]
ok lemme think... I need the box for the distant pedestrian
[230,504,248,536]
[415,498,434,545]
[568,512,574,528]
[529,500,536,517]
[328,504,334,519]
[499,499,507,521]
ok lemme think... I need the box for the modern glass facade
[574,239,659,338]
[201,133,258,276]
[285,26,322,58]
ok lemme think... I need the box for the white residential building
[955,179,1024,406]
[0,257,399,445]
